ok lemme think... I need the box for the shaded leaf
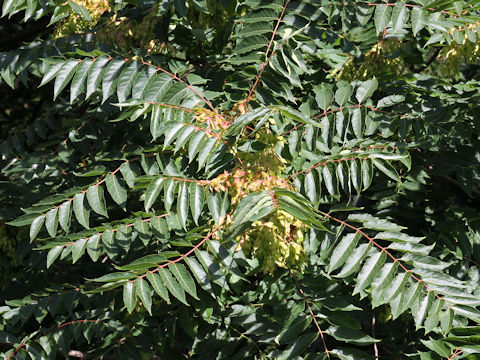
[135,278,152,315]
[123,281,136,313]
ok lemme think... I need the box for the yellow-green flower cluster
[238,130,287,176]
[437,23,480,77]
[336,39,408,81]
[209,168,291,205]
[208,138,306,272]
[194,106,231,133]
[239,210,306,273]
[53,0,109,39]
[96,8,172,54]
[197,105,305,273]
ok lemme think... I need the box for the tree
[1,0,480,358]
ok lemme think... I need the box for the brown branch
[413,47,442,73]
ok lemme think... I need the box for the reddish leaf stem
[140,59,219,116]
[245,0,291,104]
[448,348,463,360]
[135,224,221,281]
[6,320,100,360]
[148,102,194,112]
[318,211,449,307]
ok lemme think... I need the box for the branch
[413,47,442,73]
[448,348,463,360]
[318,211,449,306]
[290,270,330,358]
[443,175,480,196]
[245,0,291,104]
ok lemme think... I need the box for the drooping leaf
[45,208,59,237]
[177,182,189,230]
[158,268,189,305]
[144,177,164,212]
[391,2,409,33]
[374,4,392,35]
[58,201,72,233]
[189,182,205,225]
[86,185,108,218]
[335,83,353,106]
[353,250,387,295]
[123,281,136,313]
[183,256,213,294]
[105,173,127,211]
[356,78,378,104]
[135,278,152,315]
[71,238,87,263]
[46,246,63,269]
[70,59,93,103]
[86,234,102,262]
[102,59,125,103]
[314,84,334,111]
[73,192,90,229]
[146,272,170,303]
[328,233,361,274]
[411,7,426,36]
[169,263,199,299]
[29,215,45,241]
[53,59,79,100]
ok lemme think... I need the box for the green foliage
[1,0,480,359]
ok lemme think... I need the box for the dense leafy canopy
[1,0,480,359]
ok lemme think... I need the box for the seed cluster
[53,0,110,39]
[336,39,408,80]
[194,106,231,133]
[96,8,172,54]
[202,110,307,273]
[187,0,230,30]
[53,1,171,54]
[209,168,291,205]
[240,210,306,273]
[437,23,480,76]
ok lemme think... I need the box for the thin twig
[413,47,442,73]
[245,0,291,105]
[448,348,463,360]
[318,211,449,307]
[290,270,330,358]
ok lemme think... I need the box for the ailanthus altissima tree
[1,0,480,358]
